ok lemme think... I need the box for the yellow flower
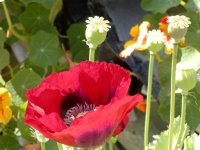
[0,87,11,109]
[119,21,150,58]
[0,106,12,124]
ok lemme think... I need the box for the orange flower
[136,100,146,112]
[0,106,12,124]
[119,21,151,58]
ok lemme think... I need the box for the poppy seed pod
[85,16,111,48]
[85,27,107,48]
[176,67,197,92]
[146,30,166,54]
[167,15,191,43]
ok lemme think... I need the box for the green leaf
[148,117,189,150]
[29,31,62,67]
[20,0,56,9]
[10,68,41,100]
[0,75,5,86]
[18,111,35,141]
[49,0,63,22]
[185,0,200,12]
[0,27,6,46]
[141,0,181,13]
[19,3,55,34]
[46,140,59,150]
[184,11,200,49]
[179,47,200,71]
[5,81,24,106]
[0,49,10,72]
[143,13,164,29]
[67,23,89,62]
[184,133,200,150]
[0,135,20,150]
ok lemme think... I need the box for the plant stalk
[89,47,96,62]
[144,52,155,150]
[175,91,187,149]
[168,43,178,150]
[108,139,113,150]
[2,1,28,41]
[57,142,63,150]
[41,142,45,150]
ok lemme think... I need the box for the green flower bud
[176,66,197,92]
[85,16,111,48]
[167,15,191,43]
[146,30,166,54]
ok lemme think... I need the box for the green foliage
[67,23,89,62]
[0,49,9,72]
[184,11,200,50]
[141,0,181,13]
[19,3,55,34]
[0,135,20,150]
[29,31,62,67]
[148,117,189,150]
[10,68,41,100]
[158,47,200,130]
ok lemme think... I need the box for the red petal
[78,61,131,105]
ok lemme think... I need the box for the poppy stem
[168,43,178,150]
[108,139,113,150]
[144,52,155,150]
[57,142,63,150]
[89,47,96,62]
[2,1,28,41]
[40,142,46,150]
[175,91,187,149]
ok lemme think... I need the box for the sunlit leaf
[19,3,55,34]
[141,0,181,13]
[29,31,62,67]
[0,135,20,150]
[67,23,89,62]
[148,117,189,150]
[179,47,200,71]
[184,11,200,49]
[10,68,41,100]
[184,133,200,150]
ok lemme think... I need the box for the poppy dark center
[64,102,96,126]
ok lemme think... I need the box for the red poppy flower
[24,61,143,148]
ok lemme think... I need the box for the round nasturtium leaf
[11,68,41,100]
[29,31,62,67]
[19,3,55,34]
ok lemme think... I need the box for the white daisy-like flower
[167,15,191,29]
[86,16,111,32]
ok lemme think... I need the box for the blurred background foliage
[0,0,200,149]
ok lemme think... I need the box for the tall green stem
[175,91,187,149]
[108,139,113,150]
[168,43,178,150]
[89,47,96,62]
[2,1,28,41]
[57,143,63,150]
[41,142,46,150]
[144,52,155,150]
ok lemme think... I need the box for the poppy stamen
[64,102,96,126]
